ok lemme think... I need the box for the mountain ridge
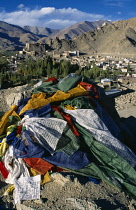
[23,25,60,37]
[1,17,136,56]
[45,17,136,56]
[50,20,111,39]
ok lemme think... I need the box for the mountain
[1,17,136,56]
[0,21,41,50]
[23,26,60,37]
[45,17,136,56]
[0,20,110,51]
[50,20,111,40]
[24,20,111,40]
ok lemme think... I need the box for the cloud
[45,19,77,29]
[104,0,131,7]
[0,6,106,29]
[17,4,25,9]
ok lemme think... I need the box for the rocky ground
[0,81,136,210]
[115,82,136,116]
[0,84,33,113]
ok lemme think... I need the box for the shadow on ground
[94,199,128,210]
[117,116,136,154]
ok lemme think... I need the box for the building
[24,42,49,54]
[101,78,113,87]
[121,67,128,73]
[63,50,80,57]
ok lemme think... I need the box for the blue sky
[0,0,135,29]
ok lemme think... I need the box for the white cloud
[104,0,131,7]
[45,19,77,29]
[17,4,25,9]
[0,6,106,29]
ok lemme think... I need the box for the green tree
[46,62,52,77]
[90,63,101,78]
[0,57,8,73]
[52,67,60,78]
[127,63,131,72]
[60,60,71,77]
